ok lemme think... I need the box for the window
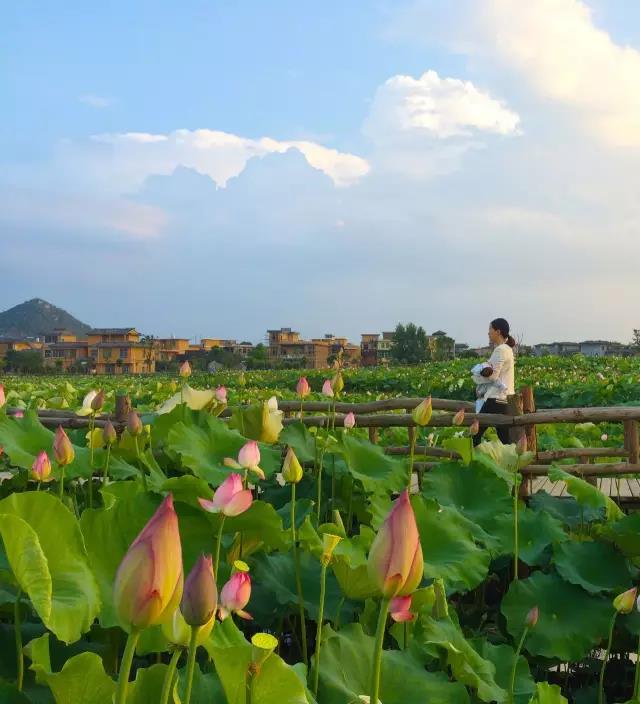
[120,348,129,358]
[123,364,130,373]
[106,364,115,374]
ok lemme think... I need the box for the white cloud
[79,94,113,109]
[87,128,369,190]
[366,70,520,139]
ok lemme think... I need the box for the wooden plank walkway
[530,476,640,498]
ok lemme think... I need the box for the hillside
[0,298,91,339]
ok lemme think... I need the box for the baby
[471,363,508,412]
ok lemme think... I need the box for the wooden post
[507,393,524,444]
[115,394,131,423]
[368,427,379,445]
[520,386,537,456]
[624,420,640,464]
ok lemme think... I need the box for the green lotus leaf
[0,492,100,644]
[339,434,407,496]
[317,623,469,704]
[412,496,490,593]
[492,506,567,565]
[547,467,623,522]
[501,571,613,661]
[280,421,317,463]
[600,511,640,557]
[528,682,568,704]
[442,436,474,465]
[529,491,604,528]
[471,639,535,704]
[553,540,632,594]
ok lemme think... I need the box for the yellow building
[155,338,191,362]
[43,342,90,371]
[87,328,155,374]
[43,328,77,344]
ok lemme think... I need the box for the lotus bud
[91,389,105,411]
[526,606,539,628]
[321,533,343,566]
[267,396,278,411]
[296,377,311,398]
[198,474,253,517]
[0,383,5,408]
[127,411,143,437]
[219,572,252,620]
[613,587,637,614]
[390,595,416,623]
[181,554,217,627]
[179,361,191,378]
[238,372,246,387]
[367,489,424,599]
[14,410,24,419]
[601,433,608,442]
[215,386,227,404]
[322,380,334,398]
[31,451,52,482]
[224,440,265,480]
[516,434,528,456]
[113,494,183,631]
[469,419,480,436]
[332,372,345,395]
[162,606,214,648]
[102,420,117,446]
[343,412,356,429]
[452,408,465,426]
[282,447,303,484]
[251,633,279,672]
[412,397,432,427]
[53,426,75,466]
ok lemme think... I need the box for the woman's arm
[483,348,506,381]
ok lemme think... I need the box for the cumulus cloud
[88,128,370,190]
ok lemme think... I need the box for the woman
[473,318,516,446]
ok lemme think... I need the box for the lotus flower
[219,572,252,620]
[516,434,528,456]
[77,389,98,416]
[224,440,265,479]
[614,587,637,614]
[343,412,356,429]
[198,474,253,517]
[0,383,5,408]
[296,377,311,398]
[181,554,217,627]
[282,447,303,484]
[367,489,424,599]
[526,606,539,628]
[452,408,465,426]
[215,386,227,404]
[601,433,609,442]
[127,411,143,436]
[13,410,24,419]
[469,419,480,436]
[321,533,343,566]
[411,397,432,427]
[102,420,117,445]
[31,451,52,482]
[322,380,334,398]
[259,397,284,443]
[113,494,183,631]
[91,390,105,411]
[390,595,415,623]
[179,361,192,378]
[162,603,215,647]
[53,426,75,466]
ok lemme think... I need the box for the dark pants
[473,398,510,445]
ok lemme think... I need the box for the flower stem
[103,444,112,486]
[513,473,520,580]
[312,562,329,697]
[598,612,618,704]
[214,515,226,581]
[183,626,200,704]
[159,649,182,704]
[88,413,95,508]
[633,635,640,701]
[115,630,140,704]
[134,436,147,491]
[509,626,529,703]
[291,483,308,666]
[408,429,417,488]
[370,597,391,704]
[14,590,23,691]
[58,463,65,499]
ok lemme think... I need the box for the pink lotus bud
[31,451,52,482]
[102,420,117,445]
[390,595,416,623]
[614,587,637,614]
[127,411,143,437]
[215,386,227,404]
[14,410,24,419]
[113,494,183,631]
[181,554,217,627]
[219,572,252,620]
[282,447,303,484]
[526,606,539,628]
[601,434,608,442]
[343,412,356,429]
[198,474,253,517]
[322,380,334,398]
[53,426,75,466]
[452,408,465,426]
[469,419,480,436]
[296,377,311,398]
[367,490,424,599]
[179,361,191,378]
[411,397,432,427]
[0,383,5,408]
[225,440,265,479]
[516,434,528,456]
[91,389,105,411]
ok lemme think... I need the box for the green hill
[0,298,91,339]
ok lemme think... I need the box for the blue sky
[2,1,640,346]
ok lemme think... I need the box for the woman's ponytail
[491,318,515,347]
[506,335,516,348]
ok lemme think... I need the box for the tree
[428,331,455,361]
[390,323,428,365]
[633,329,640,348]
[246,343,269,370]
[5,350,45,374]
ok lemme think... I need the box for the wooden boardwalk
[529,476,640,499]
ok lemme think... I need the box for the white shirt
[484,344,515,400]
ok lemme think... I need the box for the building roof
[89,328,138,335]
[46,342,89,349]
[94,342,149,348]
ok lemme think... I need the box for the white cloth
[470,360,510,410]
[482,344,514,400]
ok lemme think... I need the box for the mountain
[0,298,91,339]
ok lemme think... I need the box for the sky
[2,0,640,347]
